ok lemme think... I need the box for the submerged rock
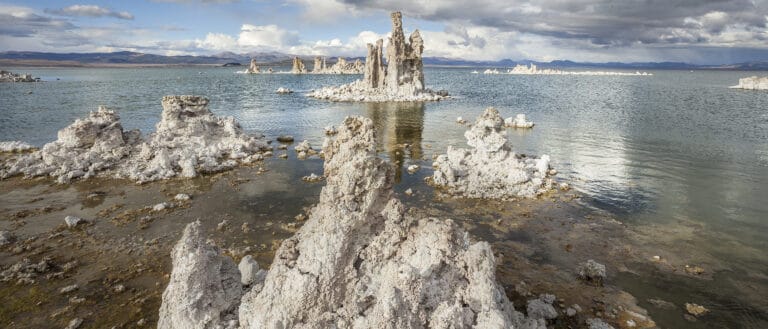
[431,108,554,198]
[308,12,447,102]
[0,96,269,184]
[238,255,265,286]
[527,294,558,320]
[159,116,544,329]
[587,318,616,329]
[0,141,35,153]
[730,76,768,90]
[157,220,242,329]
[685,303,709,316]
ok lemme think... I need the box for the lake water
[1,66,767,327]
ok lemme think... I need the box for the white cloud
[45,5,134,20]
[237,24,300,50]
[197,32,237,50]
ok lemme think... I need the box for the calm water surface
[1,66,767,327]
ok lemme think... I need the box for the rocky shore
[308,12,447,102]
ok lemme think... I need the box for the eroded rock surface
[431,108,554,198]
[0,141,35,152]
[157,220,242,329]
[730,76,768,90]
[312,56,364,74]
[308,12,446,102]
[1,96,269,183]
[159,116,543,329]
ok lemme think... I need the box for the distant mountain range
[1,51,767,70]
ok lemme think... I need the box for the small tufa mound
[431,107,554,199]
[505,114,534,128]
[158,220,242,329]
[275,87,293,94]
[578,259,607,286]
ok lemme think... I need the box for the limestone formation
[431,108,554,198]
[308,12,447,102]
[157,220,242,329]
[313,56,325,72]
[730,76,768,90]
[158,116,544,329]
[0,96,269,184]
[245,59,260,74]
[291,57,307,74]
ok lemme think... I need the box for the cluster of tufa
[159,116,548,329]
[431,107,554,199]
[0,96,269,184]
[308,12,447,102]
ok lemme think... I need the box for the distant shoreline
[2,59,768,71]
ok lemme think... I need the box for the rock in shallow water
[431,107,554,199]
[578,259,607,286]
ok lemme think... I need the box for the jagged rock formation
[245,59,260,73]
[308,12,447,102]
[291,57,307,74]
[312,56,364,74]
[431,108,554,199]
[159,116,544,329]
[158,221,242,329]
[0,70,40,82]
[730,76,768,90]
[0,96,269,184]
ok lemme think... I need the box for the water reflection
[366,102,425,182]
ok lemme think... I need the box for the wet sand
[2,150,766,328]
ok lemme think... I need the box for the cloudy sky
[1,0,767,64]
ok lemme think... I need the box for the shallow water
[2,66,767,327]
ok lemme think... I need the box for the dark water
[1,66,767,327]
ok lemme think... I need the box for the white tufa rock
[157,220,242,329]
[505,114,534,128]
[301,173,323,183]
[308,12,447,102]
[291,57,307,74]
[152,202,173,212]
[312,56,364,74]
[431,108,554,199]
[245,59,260,74]
[0,141,35,153]
[65,318,84,329]
[0,96,269,184]
[526,294,558,320]
[506,63,651,76]
[407,164,420,173]
[64,216,87,228]
[456,116,467,124]
[587,318,616,329]
[276,87,293,94]
[174,193,191,201]
[578,259,607,285]
[238,255,266,286]
[730,76,768,90]
[237,116,539,329]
